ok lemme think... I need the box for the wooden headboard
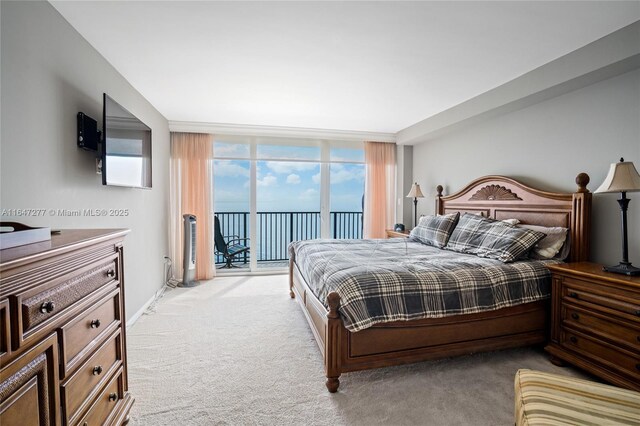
[436,174,592,262]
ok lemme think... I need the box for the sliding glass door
[213,137,363,272]
[213,139,251,269]
[330,147,365,239]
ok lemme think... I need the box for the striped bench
[515,369,640,425]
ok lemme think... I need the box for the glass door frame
[213,136,363,274]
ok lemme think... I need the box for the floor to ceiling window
[256,141,321,268]
[330,147,365,239]
[213,136,364,272]
[212,138,251,268]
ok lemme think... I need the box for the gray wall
[395,145,414,227]
[1,1,169,321]
[412,69,640,266]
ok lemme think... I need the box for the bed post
[289,259,295,298]
[325,292,342,393]
[570,173,592,262]
[435,185,444,215]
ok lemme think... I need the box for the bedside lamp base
[603,262,640,276]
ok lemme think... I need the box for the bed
[288,174,592,392]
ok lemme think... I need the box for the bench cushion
[515,369,640,425]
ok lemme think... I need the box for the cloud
[286,174,301,184]
[214,143,249,157]
[265,161,318,174]
[257,174,277,187]
[311,166,364,185]
[300,188,319,199]
[214,161,249,178]
[259,145,320,161]
[330,167,364,184]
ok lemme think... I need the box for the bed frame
[289,174,592,392]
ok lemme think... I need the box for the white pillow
[517,224,568,259]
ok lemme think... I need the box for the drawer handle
[39,301,55,314]
[106,269,116,278]
[92,365,103,376]
[568,292,578,298]
[569,336,578,344]
[637,364,640,371]
[571,313,579,320]
[89,319,101,329]
[108,392,118,402]
[635,310,640,317]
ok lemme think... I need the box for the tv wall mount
[77,111,102,174]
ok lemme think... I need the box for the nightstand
[386,229,410,238]
[545,262,640,391]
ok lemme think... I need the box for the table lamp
[595,158,640,276]
[406,182,424,228]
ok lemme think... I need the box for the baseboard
[217,269,288,277]
[126,285,165,330]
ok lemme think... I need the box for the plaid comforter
[289,238,559,332]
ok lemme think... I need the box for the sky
[213,142,364,213]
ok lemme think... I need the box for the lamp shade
[595,159,640,193]
[406,182,424,198]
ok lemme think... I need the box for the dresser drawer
[19,259,118,335]
[62,330,122,424]
[563,303,640,352]
[76,367,124,426]
[563,278,640,318]
[0,333,59,426]
[561,328,640,381]
[60,289,121,376]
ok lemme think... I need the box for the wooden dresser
[0,229,133,425]
[545,262,640,391]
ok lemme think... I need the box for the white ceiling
[51,1,640,134]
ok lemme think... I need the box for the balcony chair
[214,216,250,268]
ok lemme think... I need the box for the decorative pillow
[410,212,460,248]
[445,213,546,262]
[465,213,519,226]
[518,224,569,259]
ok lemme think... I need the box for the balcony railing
[215,211,363,265]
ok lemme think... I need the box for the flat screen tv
[102,93,152,188]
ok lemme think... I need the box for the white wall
[412,69,640,266]
[1,1,169,320]
[396,145,414,227]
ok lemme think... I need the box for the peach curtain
[169,132,215,280]
[363,141,396,239]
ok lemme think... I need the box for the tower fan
[180,214,199,287]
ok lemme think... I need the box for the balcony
[215,211,363,268]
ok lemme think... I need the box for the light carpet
[127,274,588,426]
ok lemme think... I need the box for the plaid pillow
[445,213,546,262]
[409,212,460,248]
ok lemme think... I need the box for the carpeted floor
[127,274,588,425]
